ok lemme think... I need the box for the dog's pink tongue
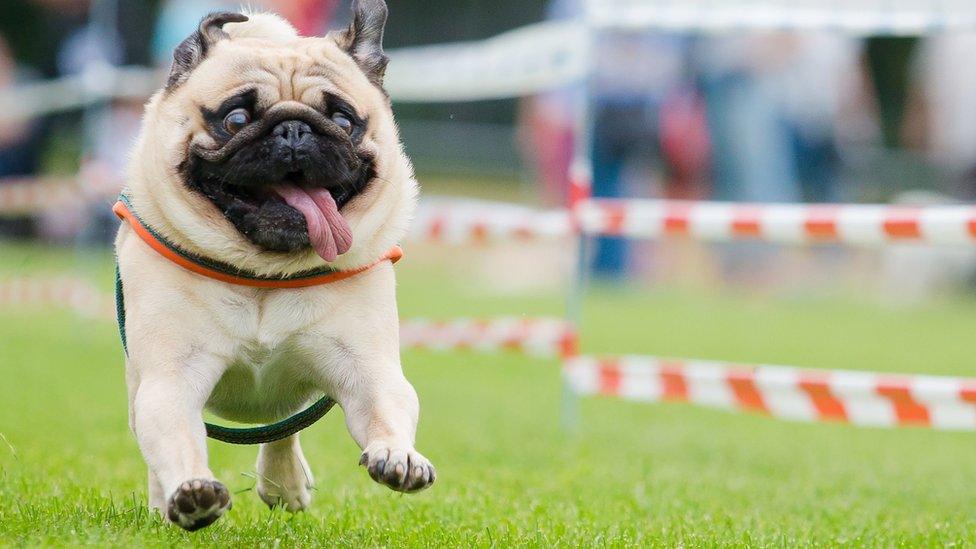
[275,185,352,262]
[308,187,353,254]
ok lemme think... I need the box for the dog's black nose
[272,120,312,151]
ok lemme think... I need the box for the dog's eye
[331,112,353,135]
[223,108,251,135]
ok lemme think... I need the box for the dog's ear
[166,12,249,92]
[338,0,389,87]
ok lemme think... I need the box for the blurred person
[519,86,577,206]
[518,0,581,207]
[892,34,976,297]
[27,0,90,66]
[47,0,157,73]
[904,33,976,199]
[521,0,698,279]
[588,30,693,279]
[774,33,862,203]
[0,36,39,176]
[270,0,341,35]
[56,20,123,75]
[865,37,919,150]
[33,1,127,243]
[695,34,863,287]
[0,35,42,238]
[69,98,145,243]
[696,35,801,203]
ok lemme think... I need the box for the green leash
[114,195,340,445]
[115,264,337,445]
[204,397,336,444]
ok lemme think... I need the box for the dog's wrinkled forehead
[186,42,369,115]
[165,2,389,101]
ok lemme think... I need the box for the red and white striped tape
[410,199,572,244]
[567,160,593,211]
[577,199,976,246]
[0,181,576,244]
[400,317,577,359]
[8,276,976,431]
[565,355,976,430]
[0,177,79,215]
[0,173,121,217]
[0,278,578,358]
[0,277,115,320]
[8,174,976,249]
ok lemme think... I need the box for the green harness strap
[114,200,339,446]
[203,398,336,444]
[115,267,336,445]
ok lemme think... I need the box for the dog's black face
[182,88,375,253]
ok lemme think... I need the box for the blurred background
[4,2,976,543]
[2,0,976,301]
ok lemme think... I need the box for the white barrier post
[563,164,591,433]
[562,15,596,434]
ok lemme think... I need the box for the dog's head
[129,1,416,274]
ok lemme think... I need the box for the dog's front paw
[166,479,231,531]
[359,443,436,493]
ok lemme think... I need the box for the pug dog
[115,1,433,531]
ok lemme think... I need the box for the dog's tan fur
[116,11,431,529]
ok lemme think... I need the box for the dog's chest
[214,288,326,349]
[212,289,326,384]
[207,289,332,421]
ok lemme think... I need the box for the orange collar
[114,196,402,289]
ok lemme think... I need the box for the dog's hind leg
[130,365,231,531]
[256,434,314,511]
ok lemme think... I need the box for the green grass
[2,242,976,546]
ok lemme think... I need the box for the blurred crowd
[523,0,976,278]
[2,1,976,289]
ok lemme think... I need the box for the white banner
[0,64,161,123]
[385,21,586,102]
[0,22,585,121]
[586,0,976,34]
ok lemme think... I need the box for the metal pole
[561,230,589,432]
[561,11,596,433]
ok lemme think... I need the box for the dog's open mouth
[184,110,375,260]
[193,175,362,262]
